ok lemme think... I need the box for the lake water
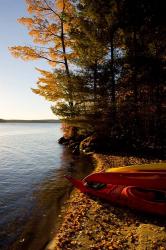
[0,123,93,250]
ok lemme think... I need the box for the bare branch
[43,0,62,20]
[38,54,64,64]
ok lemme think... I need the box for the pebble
[19,238,25,243]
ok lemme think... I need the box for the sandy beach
[46,154,166,250]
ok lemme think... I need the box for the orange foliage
[32,68,62,101]
[18,17,34,27]
[9,46,38,60]
[10,0,76,110]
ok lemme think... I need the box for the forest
[10,0,165,157]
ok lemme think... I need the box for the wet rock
[58,136,69,145]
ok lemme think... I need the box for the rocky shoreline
[45,153,166,250]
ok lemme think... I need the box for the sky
[0,0,55,120]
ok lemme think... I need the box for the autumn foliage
[10,0,165,155]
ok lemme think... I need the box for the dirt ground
[46,154,166,250]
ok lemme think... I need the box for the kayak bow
[65,176,166,216]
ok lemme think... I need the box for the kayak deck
[65,176,166,216]
[84,163,166,190]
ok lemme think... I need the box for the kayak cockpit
[128,187,166,202]
[84,182,107,190]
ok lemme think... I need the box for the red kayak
[84,171,166,190]
[65,176,166,216]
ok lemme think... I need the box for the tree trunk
[93,60,98,103]
[110,34,116,120]
[133,30,138,110]
[61,19,74,116]
[132,29,139,141]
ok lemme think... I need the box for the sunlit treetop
[10,0,75,68]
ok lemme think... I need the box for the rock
[79,135,97,153]
[58,136,69,144]
[72,147,80,155]
[68,142,79,149]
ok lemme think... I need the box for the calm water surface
[0,123,93,250]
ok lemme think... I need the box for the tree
[10,0,76,117]
[10,0,165,153]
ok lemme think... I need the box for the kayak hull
[65,176,166,216]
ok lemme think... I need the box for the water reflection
[7,148,94,250]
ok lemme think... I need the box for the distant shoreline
[0,119,60,123]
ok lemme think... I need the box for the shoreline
[9,181,72,250]
[7,151,94,250]
[46,153,166,250]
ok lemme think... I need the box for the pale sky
[0,0,55,120]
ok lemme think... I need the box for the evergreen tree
[10,0,165,153]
